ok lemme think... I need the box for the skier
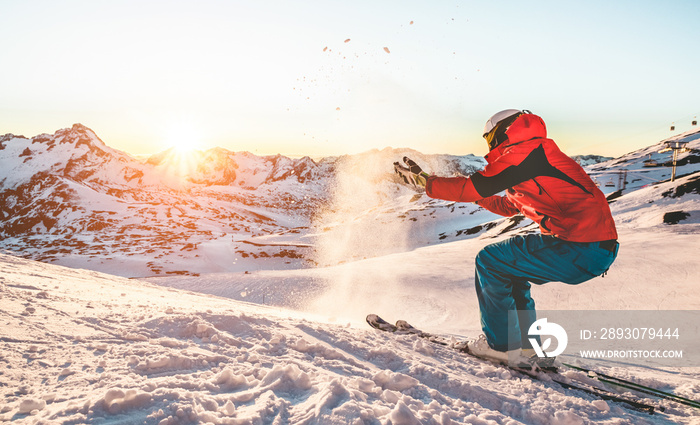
[394,109,618,365]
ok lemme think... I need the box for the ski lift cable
[588,169,666,182]
[588,169,634,175]
[669,112,700,125]
[625,172,666,183]
[590,169,659,177]
[590,111,700,150]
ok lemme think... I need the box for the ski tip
[395,319,411,328]
[366,314,397,332]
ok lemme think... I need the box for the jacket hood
[504,113,547,145]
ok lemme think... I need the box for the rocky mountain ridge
[0,124,487,276]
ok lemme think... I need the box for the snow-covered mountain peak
[32,123,123,160]
[145,147,329,188]
[0,124,134,190]
[2,123,699,279]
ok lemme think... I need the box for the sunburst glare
[158,122,206,182]
[164,122,202,154]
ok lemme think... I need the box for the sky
[1,0,698,159]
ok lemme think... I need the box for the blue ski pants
[474,234,618,352]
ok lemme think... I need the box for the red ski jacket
[426,113,617,243]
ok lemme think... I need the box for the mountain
[0,125,487,277]
[0,125,336,276]
[144,148,326,189]
[571,154,613,166]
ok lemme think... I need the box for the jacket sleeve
[475,196,520,217]
[425,176,481,203]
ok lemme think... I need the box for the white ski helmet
[482,109,522,137]
[482,109,530,150]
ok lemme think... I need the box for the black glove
[393,157,429,188]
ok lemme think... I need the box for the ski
[563,363,700,410]
[366,314,659,414]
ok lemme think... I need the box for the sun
[163,122,203,154]
[156,121,208,182]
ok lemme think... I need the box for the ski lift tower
[659,140,690,182]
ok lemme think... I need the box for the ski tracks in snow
[1,253,696,424]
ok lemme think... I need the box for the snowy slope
[2,243,699,425]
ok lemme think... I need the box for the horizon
[3,121,672,161]
[8,121,700,163]
[1,0,699,158]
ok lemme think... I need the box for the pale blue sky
[1,0,698,157]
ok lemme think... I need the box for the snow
[2,127,700,423]
[2,217,700,423]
